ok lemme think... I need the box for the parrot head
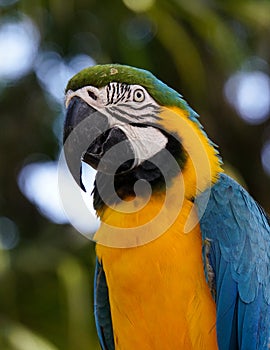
[63,64,221,212]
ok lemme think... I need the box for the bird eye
[133,89,145,102]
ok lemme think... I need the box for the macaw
[63,64,270,350]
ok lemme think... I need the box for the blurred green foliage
[1,0,270,349]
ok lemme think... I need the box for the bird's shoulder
[197,173,270,304]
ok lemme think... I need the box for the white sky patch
[224,71,270,125]
[35,52,95,103]
[0,217,19,250]
[0,15,39,81]
[261,140,270,176]
[57,153,100,238]
[18,160,99,236]
[18,161,68,224]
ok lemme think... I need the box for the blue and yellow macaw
[63,64,270,349]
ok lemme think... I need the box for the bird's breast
[96,197,218,350]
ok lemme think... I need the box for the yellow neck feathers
[158,106,222,199]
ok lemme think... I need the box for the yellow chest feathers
[95,198,218,350]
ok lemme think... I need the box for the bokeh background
[1,0,270,349]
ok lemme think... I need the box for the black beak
[63,96,109,190]
[63,96,135,190]
[63,96,101,144]
[83,127,135,175]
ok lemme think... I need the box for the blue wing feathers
[94,258,115,350]
[197,173,270,349]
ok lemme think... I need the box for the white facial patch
[116,124,168,166]
[65,83,166,167]
[65,84,160,124]
[65,86,105,109]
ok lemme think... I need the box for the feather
[94,259,114,350]
[197,173,270,349]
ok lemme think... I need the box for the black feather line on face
[110,84,115,104]
[114,84,128,104]
[106,83,110,105]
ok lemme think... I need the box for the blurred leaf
[225,1,270,29]
[0,319,59,350]
[149,5,206,95]
[57,257,99,350]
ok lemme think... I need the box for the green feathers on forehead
[66,64,198,120]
